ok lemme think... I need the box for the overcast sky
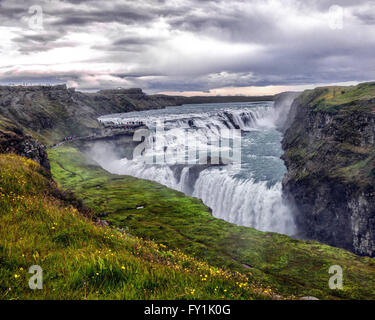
[0,0,374,95]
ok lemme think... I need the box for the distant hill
[150,93,275,105]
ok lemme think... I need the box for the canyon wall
[0,85,176,144]
[281,82,375,256]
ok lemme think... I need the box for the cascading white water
[192,170,295,235]
[96,102,296,236]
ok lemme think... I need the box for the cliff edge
[281,82,375,257]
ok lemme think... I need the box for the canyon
[1,83,375,258]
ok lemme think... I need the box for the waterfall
[100,105,271,132]
[95,102,297,236]
[192,169,295,234]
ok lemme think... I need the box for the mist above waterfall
[273,92,301,131]
[93,101,297,236]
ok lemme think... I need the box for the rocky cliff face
[0,125,50,170]
[281,82,375,257]
[0,85,181,144]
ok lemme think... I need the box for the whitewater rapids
[96,102,296,236]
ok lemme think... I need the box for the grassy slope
[302,81,375,113]
[0,153,276,300]
[48,147,375,300]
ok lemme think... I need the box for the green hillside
[0,153,276,300]
[47,147,375,300]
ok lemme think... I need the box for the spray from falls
[95,102,297,236]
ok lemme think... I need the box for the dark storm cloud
[113,37,158,46]
[355,13,375,24]
[0,2,27,24]
[13,33,60,43]
[352,2,375,25]
[302,0,371,10]
[10,27,74,53]
[168,11,279,44]
[49,7,152,26]
[1,0,375,92]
